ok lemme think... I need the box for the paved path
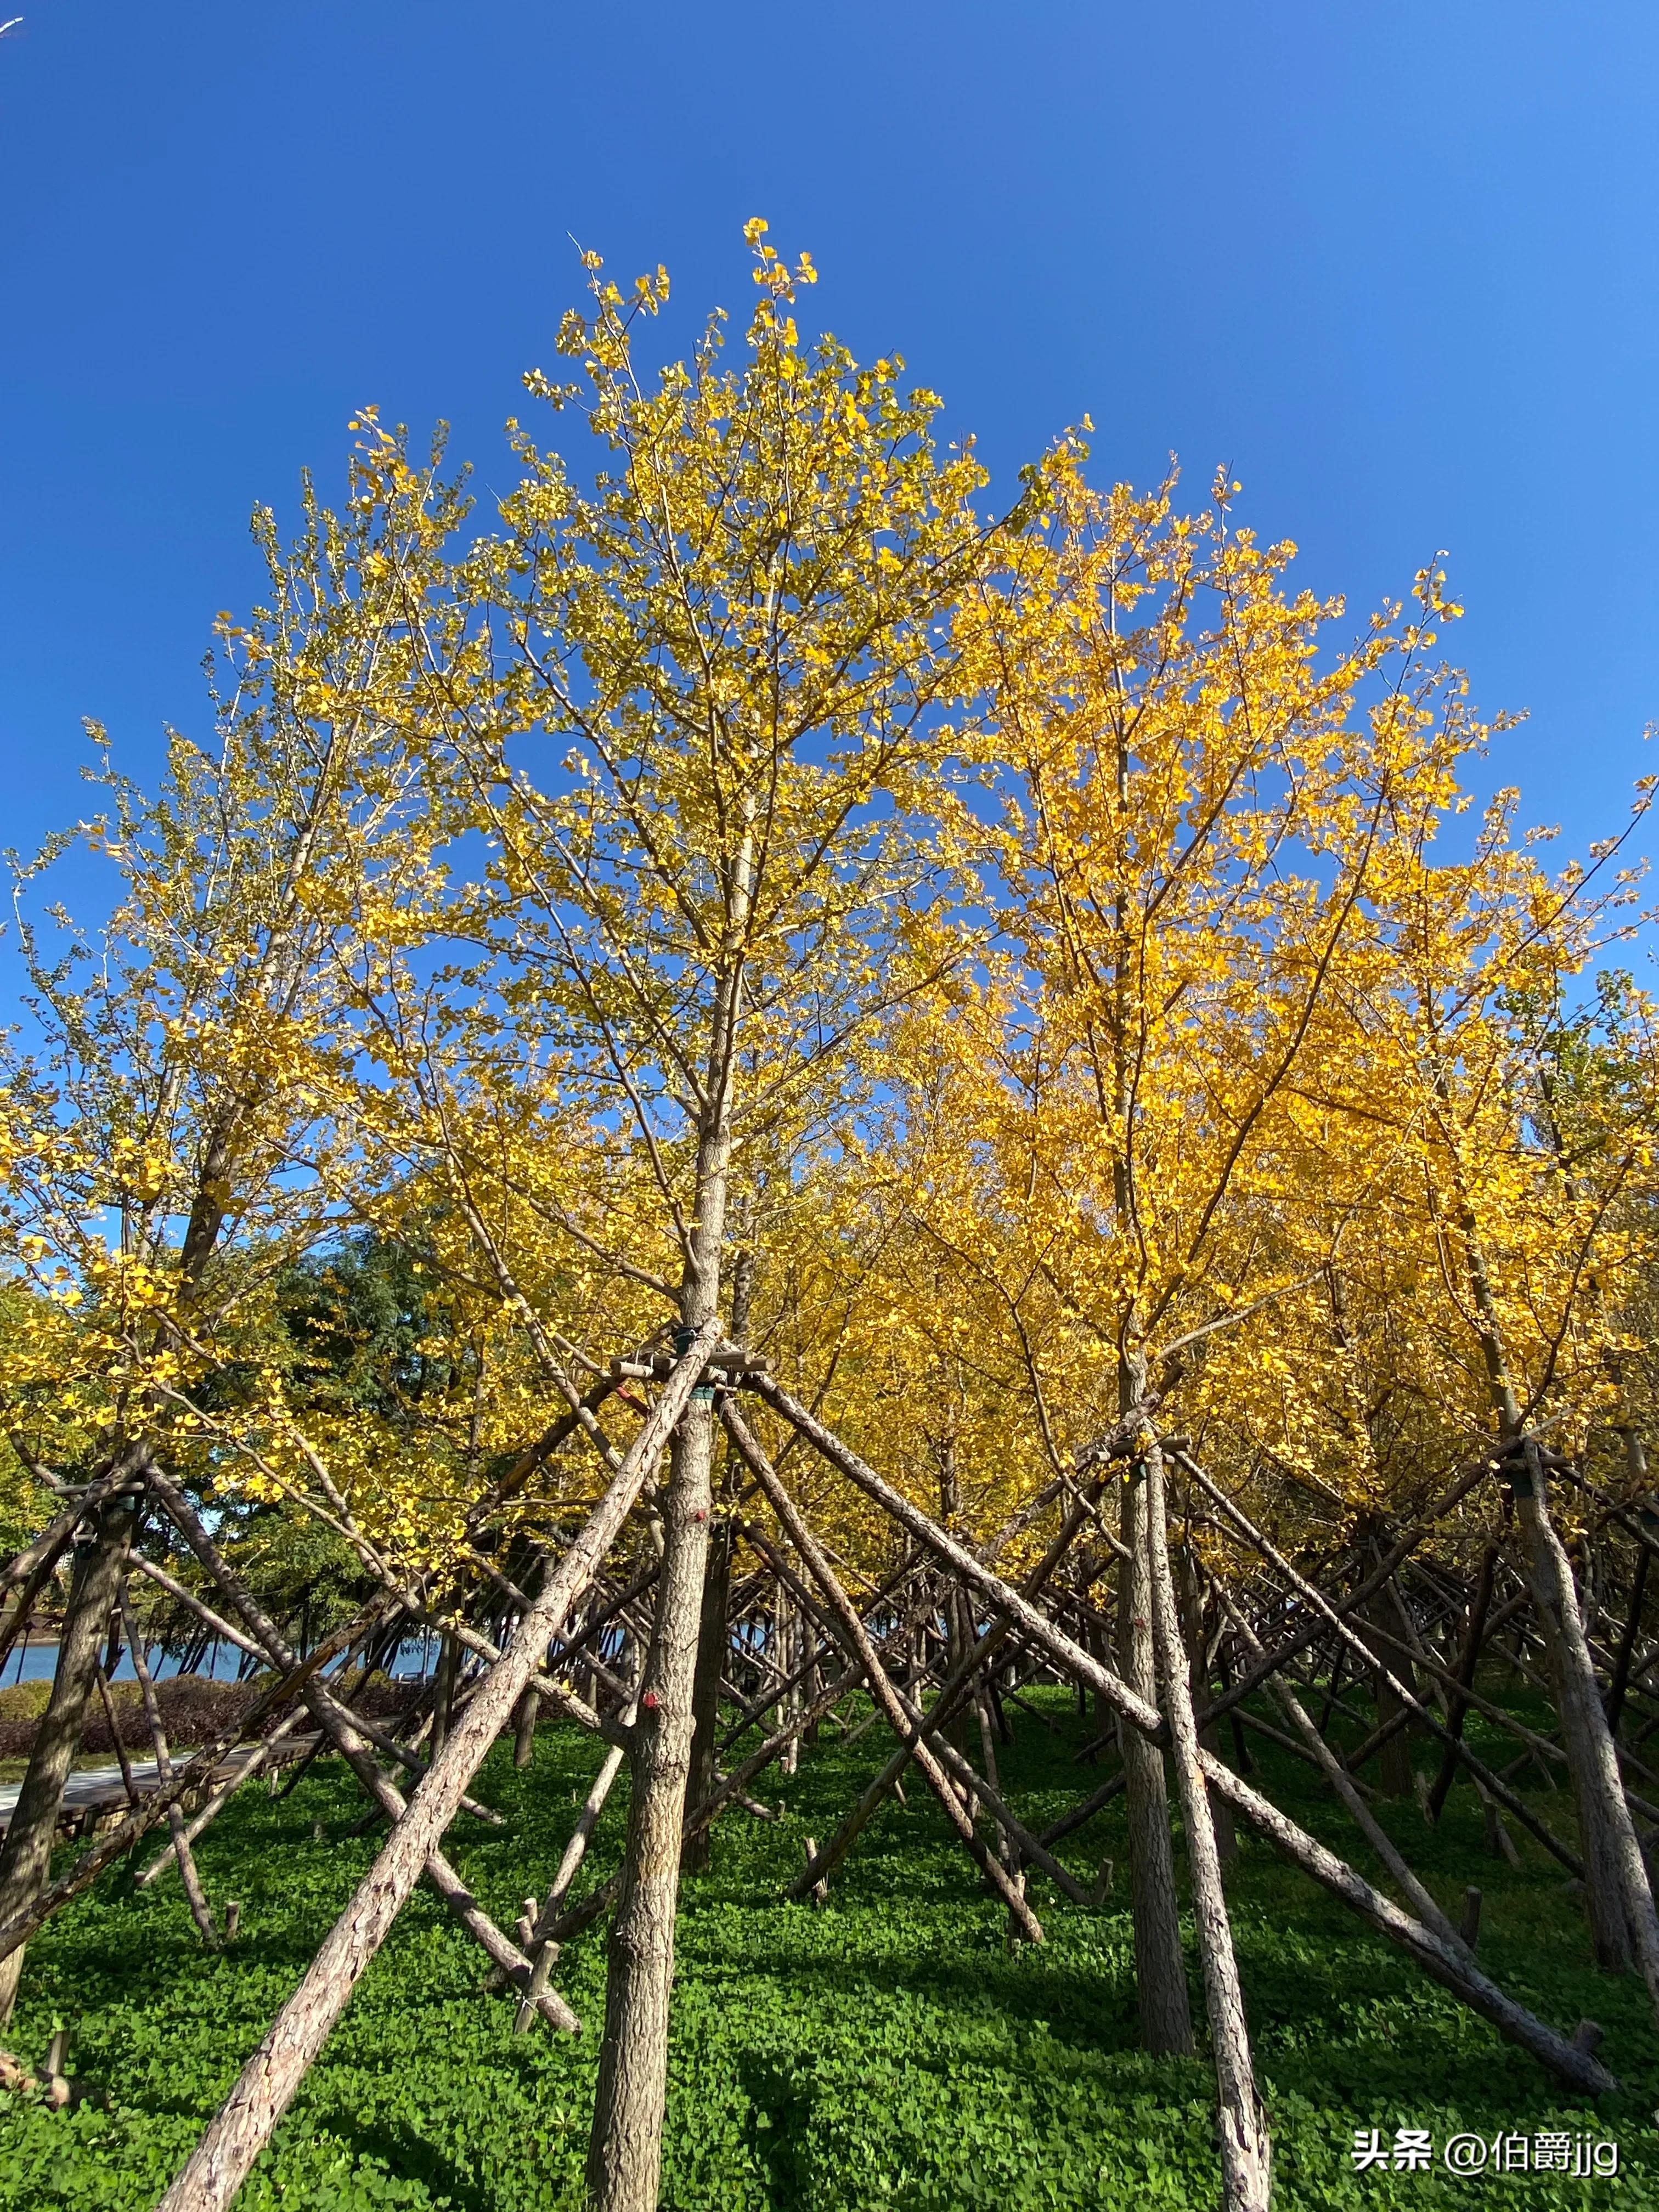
[0,1759,163,1822]
[0,1735,317,1834]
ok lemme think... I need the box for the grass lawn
[0,1684,1654,2209]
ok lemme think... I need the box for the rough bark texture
[584,1394,719,2210]
[1427,1542,1497,1824]
[582,805,753,2209]
[681,1518,731,1876]
[513,1687,541,1771]
[1117,1469,1194,2055]
[1143,1442,1270,2212]
[1517,1445,1659,2015]
[1442,1192,1652,1984]
[0,1492,136,2023]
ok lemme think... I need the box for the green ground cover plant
[0,1685,1652,2211]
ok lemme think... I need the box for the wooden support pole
[748,1376,1617,2096]
[785,1478,1107,1904]
[802,1836,828,1908]
[92,1664,140,1807]
[681,1519,732,1875]
[1143,1436,1270,2211]
[1605,1541,1651,1736]
[1176,1450,1583,1878]
[512,1686,541,1770]
[0,1489,136,2023]
[1037,1769,1126,1849]
[513,1717,634,2032]
[1193,1453,1495,1736]
[0,1607,373,1974]
[0,1451,146,1677]
[135,1708,311,1886]
[1215,1582,1466,1954]
[1514,1441,1659,2016]
[1426,1543,1498,1824]
[721,1401,1043,1941]
[119,1583,219,1948]
[154,1321,719,2212]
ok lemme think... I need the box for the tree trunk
[777,1584,799,1777]
[582,865,746,2207]
[757,1376,1621,2092]
[1118,1468,1194,2055]
[1427,1542,1497,1823]
[0,1453,142,1675]
[1443,1171,1655,1988]
[584,1392,719,2211]
[512,1686,540,1770]
[1144,1440,1270,2211]
[1358,1562,1416,1800]
[945,1582,971,1759]
[1517,1443,1659,2012]
[1315,1643,1347,1741]
[430,1630,459,1760]
[0,1492,136,2023]
[681,1519,731,1876]
[1178,1549,1235,1865]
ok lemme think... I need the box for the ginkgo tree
[855,446,1654,2207]
[0,434,476,2011]
[444,221,1005,2211]
[5,227,1659,2212]
[146,223,1006,2212]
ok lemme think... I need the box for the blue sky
[2,2,1657,911]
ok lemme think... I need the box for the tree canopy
[2,228,1657,2212]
